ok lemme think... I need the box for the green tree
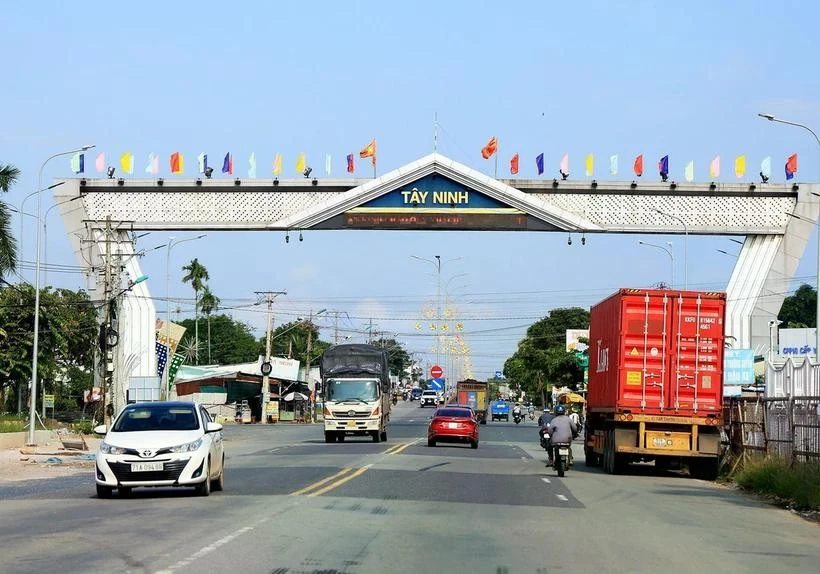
[178,314,259,366]
[0,164,21,279]
[778,283,816,328]
[181,258,209,363]
[371,337,411,379]
[262,320,331,364]
[199,285,220,364]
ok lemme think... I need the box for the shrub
[72,420,95,435]
[735,457,820,510]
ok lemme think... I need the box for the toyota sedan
[427,406,479,449]
[94,401,225,498]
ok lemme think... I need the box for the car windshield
[435,408,473,418]
[112,405,200,432]
[326,379,379,401]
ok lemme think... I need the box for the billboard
[724,349,755,397]
[566,329,589,352]
[778,328,816,357]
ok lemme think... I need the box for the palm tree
[0,164,21,280]
[181,258,209,364]
[199,285,220,364]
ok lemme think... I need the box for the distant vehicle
[427,406,479,449]
[410,388,423,401]
[94,401,225,498]
[490,400,510,422]
[320,344,391,443]
[456,379,489,424]
[420,389,438,407]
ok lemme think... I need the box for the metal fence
[723,396,820,466]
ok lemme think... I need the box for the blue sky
[2,0,819,379]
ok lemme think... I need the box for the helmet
[554,404,566,415]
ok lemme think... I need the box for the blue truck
[490,400,510,422]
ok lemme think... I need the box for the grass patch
[0,418,27,433]
[734,457,820,511]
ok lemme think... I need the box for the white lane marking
[556,494,568,502]
[520,456,527,460]
[541,477,551,484]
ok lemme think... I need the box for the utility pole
[256,290,285,424]
[100,217,115,427]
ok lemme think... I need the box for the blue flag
[658,155,669,178]
[536,153,544,175]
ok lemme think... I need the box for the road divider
[308,465,372,497]
[383,442,412,456]
[290,467,354,496]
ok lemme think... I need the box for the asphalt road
[0,402,818,574]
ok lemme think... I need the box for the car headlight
[169,437,203,453]
[99,442,127,455]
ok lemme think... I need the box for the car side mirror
[93,425,107,435]
[205,422,223,433]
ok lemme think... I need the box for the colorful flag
[510,153,519,175]
[536,153,544,175]
[273,153,282,176]
[658,155,669,178]
[585,154,594,177]
[120,152,134,174]
[70,152,84,174]
[785,153,798,180]
[145,153,159,175]
[609,155,618,176]
[684,160,694,183]
[481,137,497,160]
[761,156,771,179]
[295,153,306,174]
[709,155,720,178]
[170,152,184,174]
[95,152,105,173]
[735,155,746,178]
[222,152,233,174]
[633,154,643,177]
[347,153,355,173]
[325,154,331,176]
[359,139,377,165]
[197,153,208,174]
[248,152,257,179]
[167,353,185,385]
[560,153,569,175]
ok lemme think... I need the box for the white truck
[320,344,391,443]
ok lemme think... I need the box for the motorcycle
[513,410,524,424]
[552,442,572,477]
[539,427,550,452]
[392,395,398,406]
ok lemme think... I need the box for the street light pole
[28,145,95,445]
[43,193,80,285]
[653,208,688,290]
[760,113,820,361]
[163,234,206,400]
[637,240,675,288]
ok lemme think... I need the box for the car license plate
[131,462,163,472]
[448,422,459,429]
[347,420,357,427]
[558,448,569,456]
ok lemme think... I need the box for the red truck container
[455,379,489,424]
[584,289,725,479]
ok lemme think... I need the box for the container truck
[584,289,725,479]
[320,344,391,443]
[455,379,489,424]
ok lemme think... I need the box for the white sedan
[94,401,225,498]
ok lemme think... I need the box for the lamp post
[163,235,206,399]
[43,194,82,285]
[637,240,675,288]
[28,145,95,445]
[15,182,65,276]
[411,255,462,375]
[653,208,688,290]
[760,113,820,361]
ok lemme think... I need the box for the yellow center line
[308,465,371,497]
[289,467,354,496]
[388,442,413,455]
[383,442,405,455]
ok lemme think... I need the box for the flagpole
[433,112,438,153]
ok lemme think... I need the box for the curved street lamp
[638,240,674,288]
[652,208,688,290]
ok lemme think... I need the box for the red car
[427,407,479,449]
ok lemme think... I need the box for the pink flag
[560,154,569,175]
[95,152,105,173]
[709,155,720,178]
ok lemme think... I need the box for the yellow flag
[734,155,746,178]
[120,152,134,174]
[585,153,594,177]
[684,161,694,183]
[295,153,305,174]
[273,153,282,176]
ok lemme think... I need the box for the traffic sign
[495,370,503,379]
[430,365,443,379]
[429,378,444,390]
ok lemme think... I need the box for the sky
[2,0,820,380]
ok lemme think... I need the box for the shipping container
[584,289,725,480]
[455,380,489,424]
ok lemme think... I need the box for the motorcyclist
[537,408,554,428]
[537,408,555,464]
[512,402,523,418]
[548,404,578,468]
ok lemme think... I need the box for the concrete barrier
[0,431,57,449]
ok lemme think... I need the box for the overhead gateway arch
[55,152,818,414]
